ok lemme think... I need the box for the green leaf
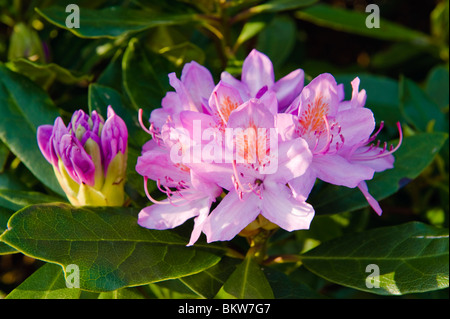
[0,140,8,173]
[5,263,82,299]
[0,203,223,292]
[6,58,93,89]
[0,64,64,196]
[235,14,272,50]
[295,4,431,44]
[0,189,65,209]
[256,15,296,70]
[399,76,448,132]
[223,257,274,299]
[425,65,449,109]
[36,6,198,39]
[98,287,145,299]
[179,256,241,298]
[122,38,167,112]
[251,0,318,14]
[300,222,449,295]
[309,132,448,215]
[263,267,324,298]
[0,206,17,255]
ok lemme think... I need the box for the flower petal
[138,196,210,231]
[101,106,128,172]
[242,49,275,97]
[37,124,57,166]
[273,68,304,111]
[181,61,215,111]
[261,182,314,231]
[203,191,260,243]
[357,181,382,215]
[313,154,374,188]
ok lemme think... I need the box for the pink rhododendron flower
[285,74,402,215]
[136,49,401,245]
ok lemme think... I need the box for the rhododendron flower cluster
[135,49,402,245]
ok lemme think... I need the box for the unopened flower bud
[37,106,128,206]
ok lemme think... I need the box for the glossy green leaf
[0,64,64,196]
[5,263,82,299]
[0,203,223,292]
[98,287,145,299]
[425,65,449,109]
[251,0,318,14]
[0,206,17,254]
[295,4,431,44]
[400,76,448,132]
[263,267,324,298]
[36,6,198,39]
[122,38,170,112]
[256,15,296,70]
[0,189,65,209]
[223,257,274,299]
[179,256,240,298]
[6,58,93,89]
[300,222,449,295]
[309,132,448,215]
[0,140,8,173]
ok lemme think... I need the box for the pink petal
[138,196,210,231]
[261,182,315,231]
[264,137,312,183]
[37,124,57,166]
[208,81,244,124]
[298,73,340,119]
[181,61,215,111]
[358,181,382,215]
[242,49,275,98]
[288,168,316,202]
[203,191,260,243]
[273,69,304,111]
[335,107,375,151]
[313,154,374,188]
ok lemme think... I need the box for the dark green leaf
[0,64,64,196]
[256,15,296,70]
[0,203,223,292]
[0,189,65,209]
[251,0,318,14]
[122,38,167,111]
[399,76,448,132]
[425,65,449,109]
[295,4,431,44]
[6,58,93,89]
[36,6,198,39]
[263,267,324,298]
[223,257,274,299]
[300,222,449,295]
[5,263,81,299]
[0,206,17,254]
[179,256,241,298]
[309,132,448,215]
